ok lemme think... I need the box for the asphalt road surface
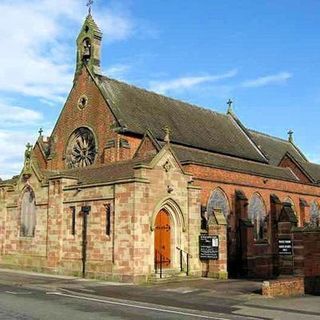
[0,269,319,320]
[0,284,261,320]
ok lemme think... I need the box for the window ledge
[19,237,34,241]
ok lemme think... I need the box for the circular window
[78,95,88,110]
[65,127,97,168]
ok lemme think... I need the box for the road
[0,284,258,320]
[0,269,319,319]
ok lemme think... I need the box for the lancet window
[248,193,267,241]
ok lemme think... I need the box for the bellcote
[75,14,102,76]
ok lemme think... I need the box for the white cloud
[0,129,38,180]
[149,69,238,94]
[0,103,42,124]
[0,1,136,178]
[98,12,134,42]
[241,72,292,88]
[105,64,131,79]
[0,1,135,102]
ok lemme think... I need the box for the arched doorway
[154,209,171,269]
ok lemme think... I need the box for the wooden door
[154,210,171,268]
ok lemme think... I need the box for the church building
[0,13,320,283]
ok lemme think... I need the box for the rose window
[66,127,97,168]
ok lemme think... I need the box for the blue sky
[1,0,320,178]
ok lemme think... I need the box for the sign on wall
[199,235,219,260]
[278,239,293,255]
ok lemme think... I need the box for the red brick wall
[33,142,47,170]
[183,163,320,225]
[279,156,311,184]
[134,136,158,160]
[295,230,320,294]
[119,134,141,161]
[302,231,320,277]
[183,163,320,278]
[47,68,118,170]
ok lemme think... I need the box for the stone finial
[288,130,294,143]
[25,143,32,158]
[163,125,171,143]
[227,99,233,114]
[23,143,33,178]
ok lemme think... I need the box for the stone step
[148,275,201,284]
[149,269,200,283]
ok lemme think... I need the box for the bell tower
[75,12,102,76]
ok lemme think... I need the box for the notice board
[199,235,219,260]
[278,239,293,255]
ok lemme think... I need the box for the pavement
[0,268,319,319]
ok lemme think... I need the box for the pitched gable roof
[249,129,308,166]
[278,152,313,183]
[46,157,153,186]
[172,144,298,182]
[98,76,267,163]
[296,161,320,183]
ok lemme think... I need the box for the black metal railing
[154,250,170,279]
[176,247,191,276]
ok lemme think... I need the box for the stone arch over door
[151,198,186,271]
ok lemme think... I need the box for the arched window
[82,38,91,61]
[20,188,36,237]
[310,201,320,227]
[65,127,97,168]
[248,193,267,241]
[207,188,229,218]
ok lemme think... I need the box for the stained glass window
[65,127,97,168]
[310,201,320,227]
[248,193,267,241]
[20,188,36,237]
[207,188,229,218]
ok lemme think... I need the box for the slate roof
[172,144,299,182]
[0,176,19,186]
[297,161,320,183]
[46,157,152,185]
[99,76,267,163]
[249,130,308,166]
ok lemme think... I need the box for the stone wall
[0,146,202,283]
[262,277,304,297]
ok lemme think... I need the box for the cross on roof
[288,130,294,143]
[86,0,94,14]
[38,128,43,137]
[227,99,233,114]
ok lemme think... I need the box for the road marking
[164,287,198,294]
[46,291,262,320]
